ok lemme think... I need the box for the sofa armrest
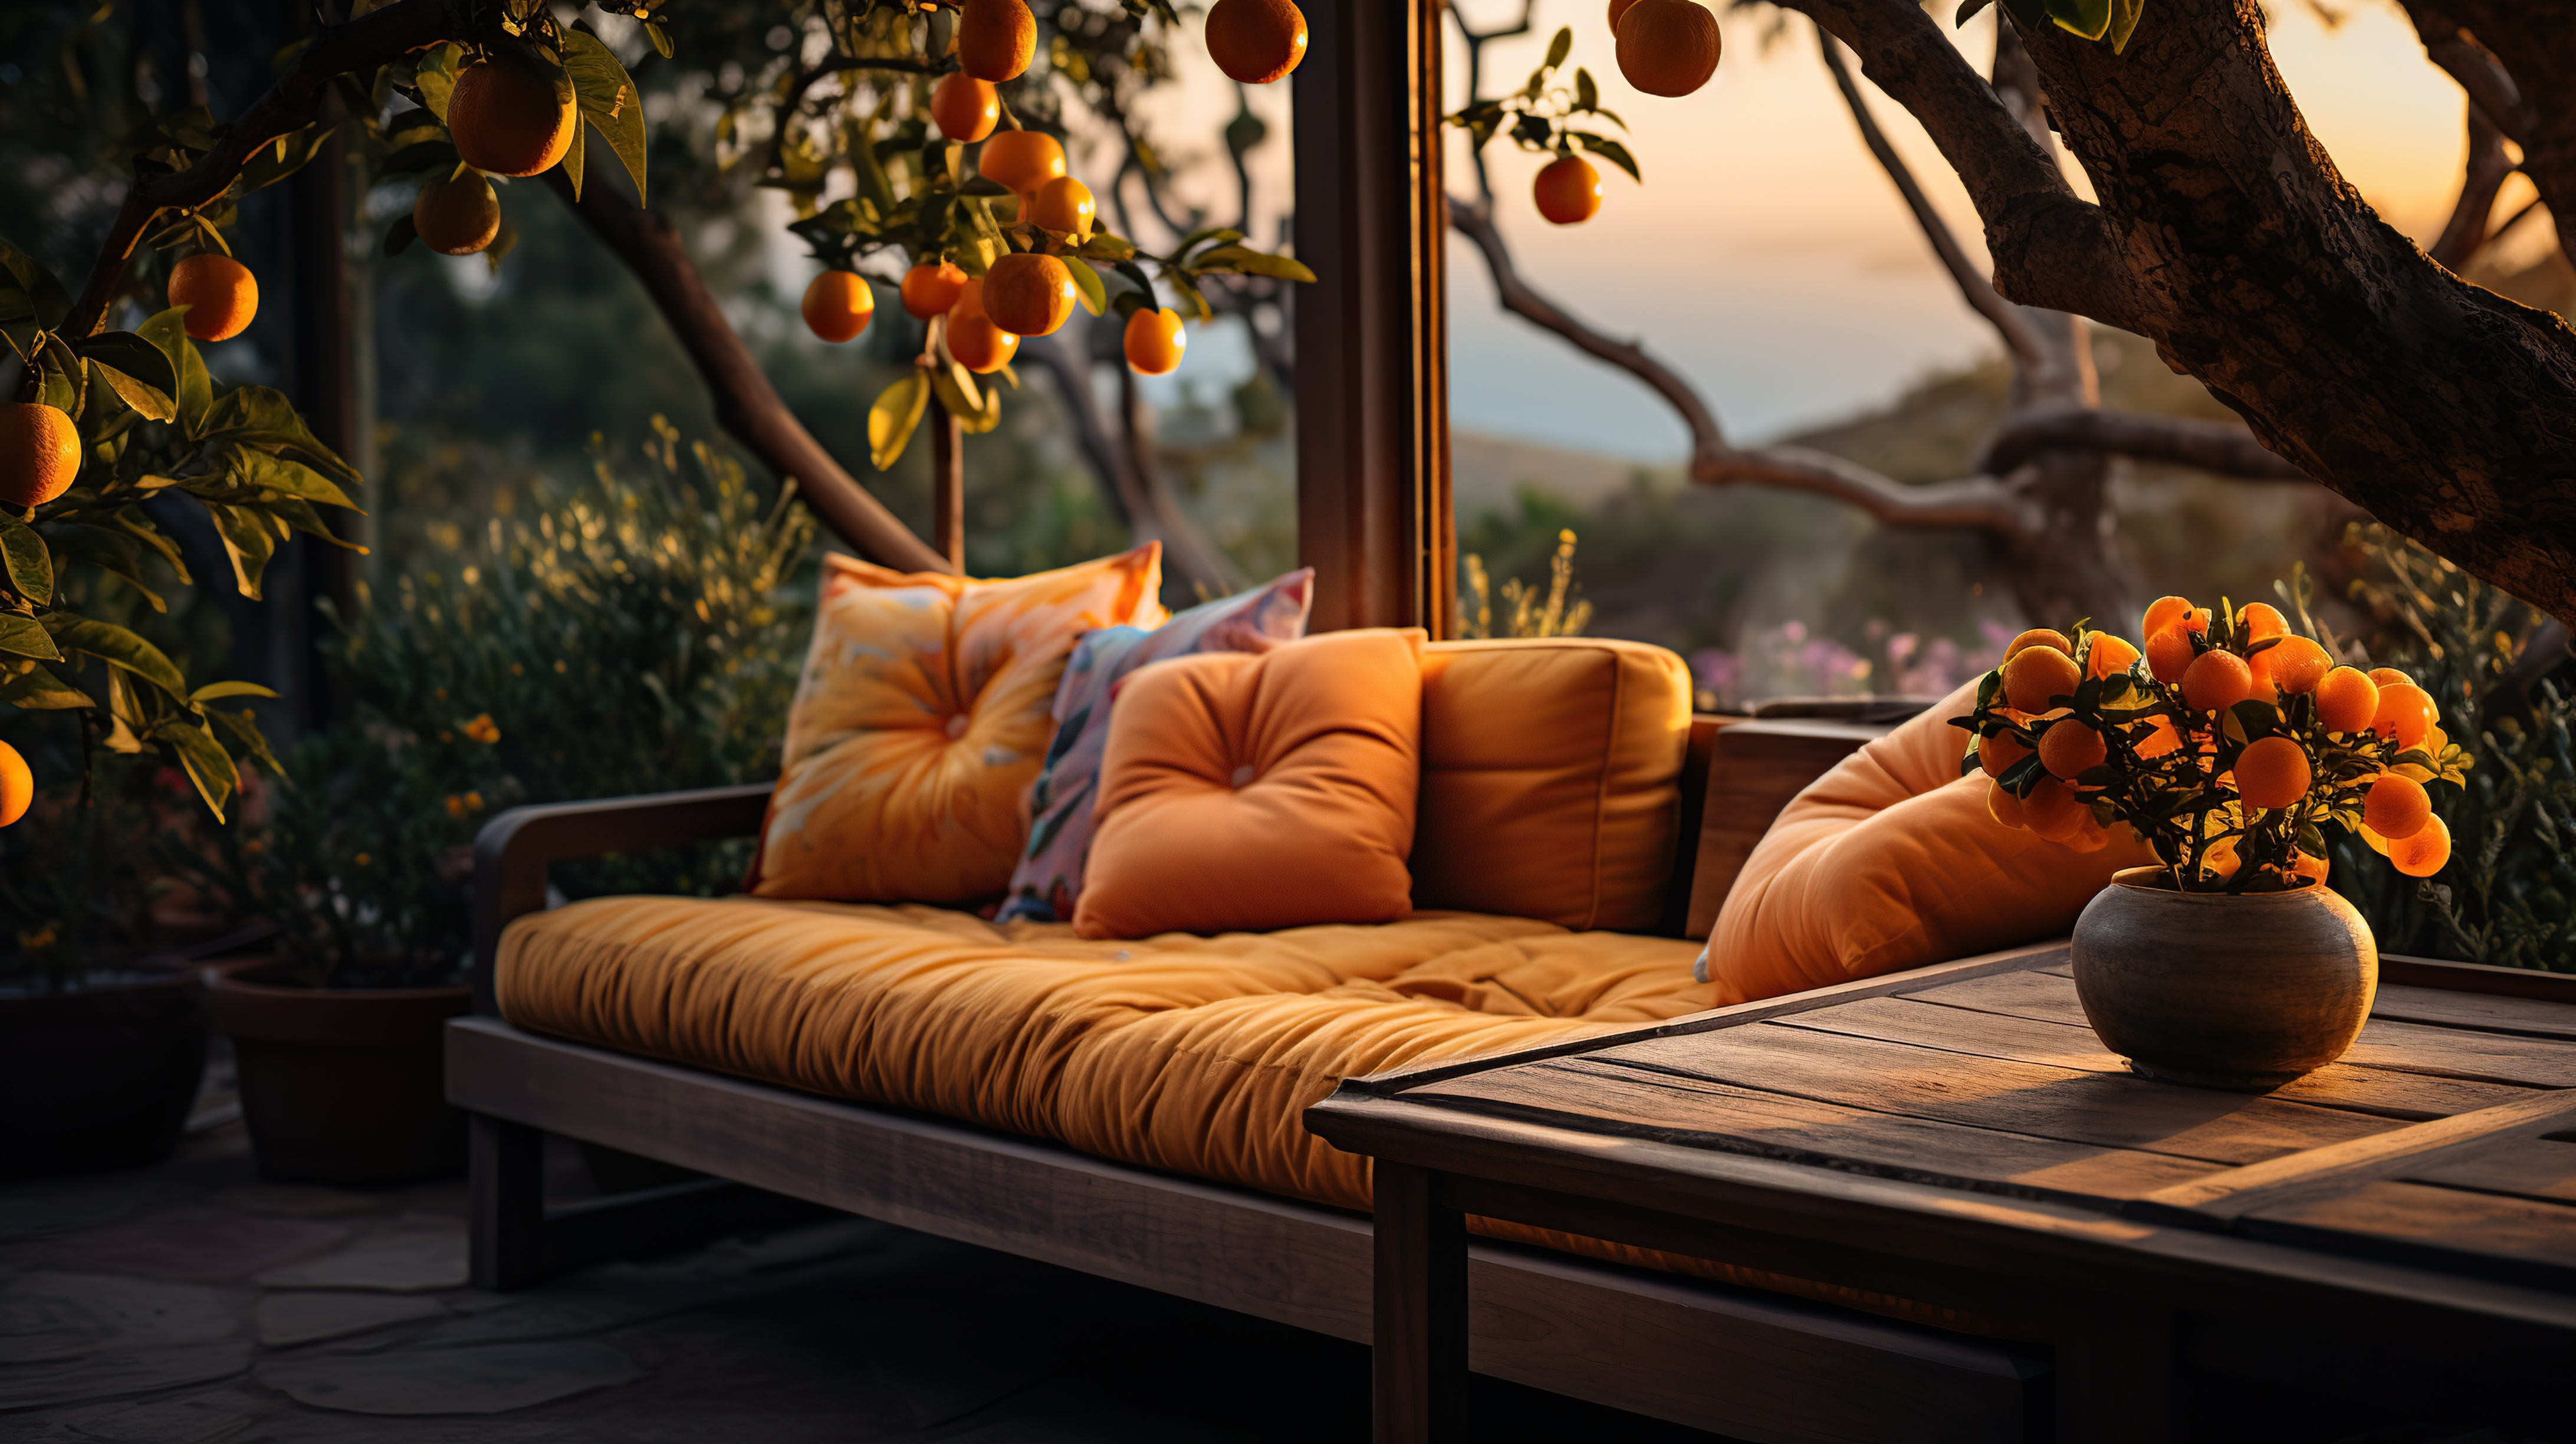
[1681,720,1888,940]
[469,783,774,1015]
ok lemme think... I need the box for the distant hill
[1451,432,1674,520]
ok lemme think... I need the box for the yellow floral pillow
[749,544,1167,901]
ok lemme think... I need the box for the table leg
[2055,1303,2176,1444]
[1373,1162,1467,1444]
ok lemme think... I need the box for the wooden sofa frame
[454,716,2071,1444]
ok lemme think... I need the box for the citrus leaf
[77,330,178,397]
[0,614,61,661]
[413,42,463,126]
[201,500,278,599]
[87,359,176,423]
[1544,25,1572,70]
[643,20,674,58]
[1076,231,1139,262]
[230,447,360,511]
[206,704,286,779]
[35,340,83,418]
[154,716,238,821]
[2046,0,2112,41]
[1575,67,1598,111]
[49,615,185,694]
[188,679,279,703]
[1188,245,1316,283]
[0,235,71,330]
[561,88,587,201]
[868,372,929,471]
[0,665,94,710]
[564,28,647,205]
[484,217,518,275]
[2105,0,2144,51]
[0,518,52,605]
[1570,133,1641,183]
[1063,255,1107,316]
[383,212,419,256]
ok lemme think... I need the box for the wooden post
[929,392,965,573]
[286,4,359,725]
[468,1112,547,1291]
[1293,0,1451,635]
[1372,1162,1467,1443]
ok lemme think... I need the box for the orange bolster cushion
[1073,628,1426,940]
[1701,678,2154,1004]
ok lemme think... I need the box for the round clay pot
[210,963,472,1185]
[2072,867,2377,1091]
[0,969,208,1179]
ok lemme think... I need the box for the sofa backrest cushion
[1409,637,1693,931]
[1699,679,2156,1003]
[750,544,1167,903]
[1074,628,1425,940]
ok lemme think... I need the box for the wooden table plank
[1594,1025,2397,1166]
[1773,996,2541,1123]
[2240,1180,2576,1287]
[1409,1055,2220,1203]
[2368,984,2576,1042]
[2128,1089,2576,1221]
[1903,970,2094,1028]
[2403,1137,2576,1207]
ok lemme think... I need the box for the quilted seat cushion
[497,896,1711,1210]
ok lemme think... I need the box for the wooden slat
[1907,969,2095,1027]
[2337,1018,2576,1090]
[2131,1089,2576,1221]
[2378,954,2576,1005]
[2368,983,2576,1042]
[1595,1025,2397,1166]
[2404,1137,2576,1206]
[1411,1054,2219,1202]
[1776,996,2540,1122]
[2240,1180,2576,1288]
[1684,720,1887,940]
[449,1019,2041,1444]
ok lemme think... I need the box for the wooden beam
[1293,0,1451,634]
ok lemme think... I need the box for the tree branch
[2403,5,2533,143]
[1816,24,2045,370]
[1979,404,2310,481]
[541,170,946,572]
[2430,102,2516,273]
[65,0,458,337]
[1017,333,1242,592]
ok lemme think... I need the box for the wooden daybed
[453,713,2068,1444]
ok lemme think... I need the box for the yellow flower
[465,790,484,812]
[461,714,501,744]
[445,794,469,820]
[354,852,372,867]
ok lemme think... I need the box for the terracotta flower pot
[2071,867,2378,1091]
[0,969,208,1179]
[209,963,472,1185]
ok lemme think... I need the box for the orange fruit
[1614,0,1720,98]
[982,252,1077,337]
[2141,595,2206,642]
[2144,626,2200,684]
[2037,720,2106,781]
[1608,0,1643,27]
[448,56,577,177]
[1533,155,1602,225]
[2002,645,2081,714]
[2358,823,2390,856]
[1123,306,1186,375]
[2233,736,2311,810]
[2020,778,2092,844]
[931,73,1000,142]
[2004,628,2073,661]
[2289,849,2331,885]
[2239,602,2289,641]
[1204,0,1309,85]
[0,402,81,508]
[2388,814,2452,878]
[901,260,970,319]
[957,0,1036,81]
[413,169,501,255]
[2255,635,2332,697]
[978,129,1067,196]
[169,253,257,342]
[2181,649,2253,713]
[1030,175,1097,240]
[2083,632,2141,680]
[0,739,28,826]
[1986,779,2027,829]
[947,311,1018,373]
[2133,714,2183,759]
[1977,730,2031,780]
[2370,682,2438,750]
[2314,667,2380,734]
[801,270,875,343]
[2367,667,2415,690]
[2196,834,2242,884]
[2363,773,2431,841]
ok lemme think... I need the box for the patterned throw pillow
[998,568,1313,923]
[747,544,1167,902]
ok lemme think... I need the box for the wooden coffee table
[1305,941,2576,1444]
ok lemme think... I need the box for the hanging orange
[2363,773,2432,841]
[983,252,1077,337]
[1532,155,1601,226]
[957,0,1036,83]
[978,129,1067,196]
[2388,813,2452,878]
[414,169,502,255]
[1204,0,1307,85]
[2312,667,2380,734]
[1614,0,1719,99]
[901,260,970,319]
[0,739,29,828]
[2084,631,2141,680]
[930,73,1000,143]
[169,253,257,342]
[801,271,876,343]
[0,402,81,509]
[1030,176,1098,241]
[2002,645,2080,714]
[2370,682,2439,750]
[2254,635,2332,696]
[2037,720,2106,782]
[1123,307,1186,375]
[2180,649,2253,713]
[448,56,577,177]
[948,312,1019,373]
[1976,730,2031,780]
[2233,736,2311,810]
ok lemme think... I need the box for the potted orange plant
[1957,593,2469,1090]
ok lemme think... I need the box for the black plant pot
[0,969,209,1180]
[210,963,473,1186]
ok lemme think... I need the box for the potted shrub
[1959,590,2468,1090]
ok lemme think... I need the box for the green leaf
[232,122,334,197]
[77,330,178,398]
[1570,133,1641,183]
[1174,225,1246,257]
[199,386,362,487]
[2105,0,2144,51]
[231,447,360,511]
[0,614,63,661]
[563,29,648,206]
[50,615,185,694]
[0,234,71,330]
[87,359,176,422]
[154,716,238,822]
[201,500,278,599]
[1575,67,1598,112]
[1063,256,1107,317]
[413,42,464,126]
[0,665,94,710]
[561,86,587,201]
[1188,245,1317,283]
[484,218,519,275]
[0,518,51,605]
[643,20,674,58]
[868,372,929,471]
[1543,25,1573,70]
[2045,0,2112,41]
[383,212,419,257]
[206,704,285,779]
[188,679,279,703]
[1076,231,1140,263]
[2001,0,2049,28]
[35,339,83,418]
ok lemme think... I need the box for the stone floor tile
[255,1339,642,1415]
[207,1183,383,1220]
[14,1389,262,1443]
[252,1292,449,1347]
[251,1225,466,1293]
[37,1209,349,1284]
[0,1272,250,1412]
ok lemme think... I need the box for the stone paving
[1,1089,1733,1443]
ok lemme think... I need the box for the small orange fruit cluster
[1959,593,2466,892]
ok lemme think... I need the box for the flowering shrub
[1693,619,2005,713]
[1956,592,2470,893]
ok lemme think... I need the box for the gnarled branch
[2429,103,2517,273]
[1980,404,2309,480]
[1016,333,1243,592]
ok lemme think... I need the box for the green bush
[173,424,815,986]
[2327,527,2574,970]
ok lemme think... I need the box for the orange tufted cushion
[1072,628,1425,940]
[750,545,1167,903]
[1701,679,2155,1003]
[1409,638,1693,931]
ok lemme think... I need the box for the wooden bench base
[449,1017,2046,1444]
